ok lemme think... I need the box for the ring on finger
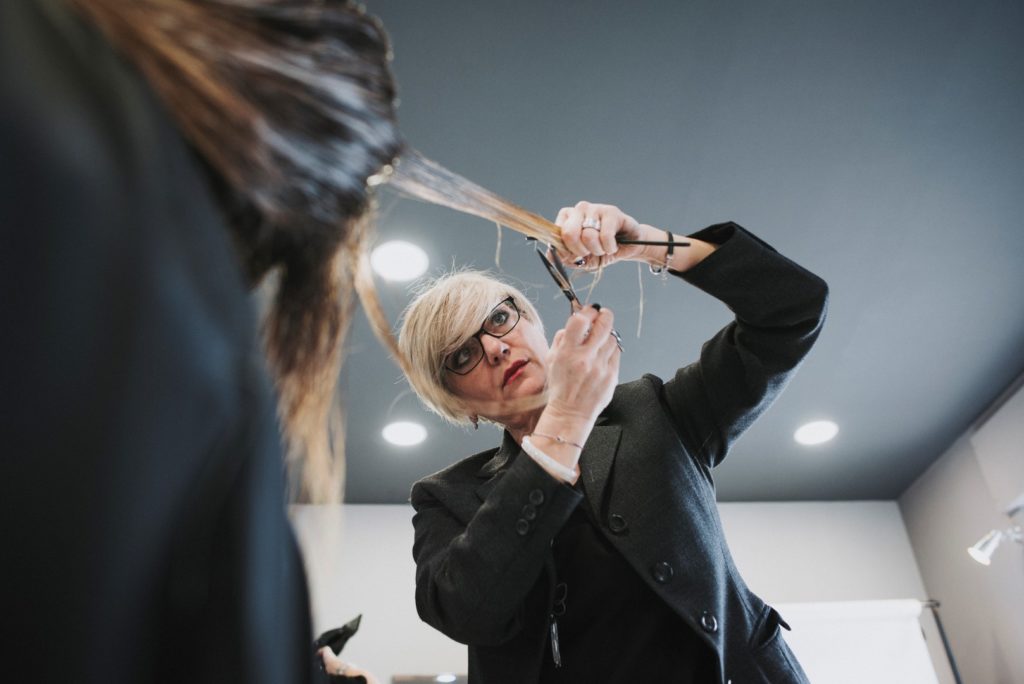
[581,217,601,230]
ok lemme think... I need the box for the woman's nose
[479,333,509,364]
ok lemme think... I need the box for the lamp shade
[967,529,1004,566]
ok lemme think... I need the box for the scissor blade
[536,247,580,308]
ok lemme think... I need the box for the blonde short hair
[398,271,543,426]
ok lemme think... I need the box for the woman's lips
[503,360,528,387]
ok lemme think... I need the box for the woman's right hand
[541,303,621,432]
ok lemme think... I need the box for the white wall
[292,500,951,683]
[290,505,465,682]
[900,380,1024,684]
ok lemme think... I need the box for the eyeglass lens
[444,298,520,374]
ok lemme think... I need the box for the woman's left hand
[319,647,379,683]
[554,201,661,269]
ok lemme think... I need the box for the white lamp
[967,530,1005,566]
[967,493,1024,566]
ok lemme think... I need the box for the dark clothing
[1,2,318,682]
[411,223,828,684]
[539,506,715,683]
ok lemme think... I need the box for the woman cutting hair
[398,202,828,683]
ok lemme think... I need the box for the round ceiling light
[435,676,457,684]
[382,421,427,447]
[794,420,839,446]
[370,240,428,282]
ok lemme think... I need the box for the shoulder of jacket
[409,446,500,501]
[606,374,664,413]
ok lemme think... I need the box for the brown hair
[72,0,402,502]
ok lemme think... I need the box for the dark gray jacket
[411,223,829,683]
[1,3,318,682]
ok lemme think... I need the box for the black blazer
[411,224,829,683]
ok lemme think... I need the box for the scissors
[534,242,624,352]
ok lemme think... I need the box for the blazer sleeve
[411,453,583,645]
[661,222,829,468]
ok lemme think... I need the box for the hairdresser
[2,1,396,681]
[399,202,827,683]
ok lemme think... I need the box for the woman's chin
[507,375,545,398]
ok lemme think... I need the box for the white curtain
[776,600,940,684]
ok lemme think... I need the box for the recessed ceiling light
[794,420,838,446]
[435,676,457,684]
[370,240,428,281]
[382,421,427,446]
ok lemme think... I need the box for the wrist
[636,224,670,265]
[537,406,595,442]
[522,436,580,485]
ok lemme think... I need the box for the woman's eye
[452,346,473,368]
[490,310,509,327]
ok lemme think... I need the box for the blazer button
[521,504,537,521]
[529,489,545,506]
[608,514,628,534]
[515,519,530,536]
[650,561,674,584]
[701,611,718,633]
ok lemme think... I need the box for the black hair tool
[315,613,362,655]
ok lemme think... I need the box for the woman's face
[443,298,549,424]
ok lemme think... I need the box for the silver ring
[581,217,600,230]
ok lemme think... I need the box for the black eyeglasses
[442,297,521,375]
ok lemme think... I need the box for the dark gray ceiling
[341,0,1024,503]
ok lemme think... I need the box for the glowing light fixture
[370,240,428,281]
[435,676,457,683]
[382,421,427,446]
[794,420,839,445]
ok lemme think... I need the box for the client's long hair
[72,0,402,503]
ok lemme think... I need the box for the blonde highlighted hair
[398,271,543,426]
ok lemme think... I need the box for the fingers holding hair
[555,204,588,261]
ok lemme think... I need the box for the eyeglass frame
[441,296,522,375]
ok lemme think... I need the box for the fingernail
[592,302,602,311]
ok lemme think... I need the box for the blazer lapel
[474,430,520,502]
[473,422,624,514]
[578,423,623,520]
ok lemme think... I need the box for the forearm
[660,222,829,465]
[634,223,719,273]
[412,456,582,644]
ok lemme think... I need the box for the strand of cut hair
[386,149,567,251]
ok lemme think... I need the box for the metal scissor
[533,241,624,352]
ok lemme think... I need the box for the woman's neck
[504,408,544,445]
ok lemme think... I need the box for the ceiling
[340,0,1024,504]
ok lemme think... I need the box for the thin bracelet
[529,431,584,451]
[522,437,578,484]
[649,229,674,275]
